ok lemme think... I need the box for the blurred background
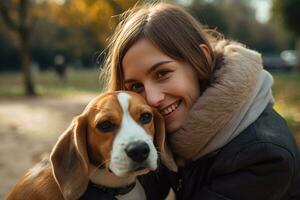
[0,0,299,198]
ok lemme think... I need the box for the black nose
[125,141,150,163]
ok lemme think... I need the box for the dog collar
[88,181,136,196]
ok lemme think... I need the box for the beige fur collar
[168,40,263,161]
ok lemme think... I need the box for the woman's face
[122,38,200,133]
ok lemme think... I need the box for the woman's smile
[160,100,181,116]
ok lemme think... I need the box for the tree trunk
[19,28,36,96]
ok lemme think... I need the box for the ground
[0,94,95,199]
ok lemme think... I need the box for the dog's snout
[125,141,150,163]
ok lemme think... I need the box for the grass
[272,72,300,135]
[0,69,299,134]
[0,68,103,97]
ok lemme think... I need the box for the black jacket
[139,104,300,199]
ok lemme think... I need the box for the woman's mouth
[160,100,181,116]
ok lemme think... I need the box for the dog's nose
[125,141,150,163]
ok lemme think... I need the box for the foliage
[0,0,139,96]
[0,0,139,71]
[0,0,297,72]
[187,0,292,53]
[31,0,138,68]
[272,72,300,134]
[0,22,19,70]
[272,0,300,36]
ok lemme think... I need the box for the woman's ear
[50,115,89,200]
[153,110,178,172]
[200,44,213,66]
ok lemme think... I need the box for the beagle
[7,91,176,200]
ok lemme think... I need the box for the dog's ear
[50,114,89,200]
[153,110,178,172]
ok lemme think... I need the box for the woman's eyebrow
[124,79,136,84]
[146,60,173,75]
[124,60,173,84]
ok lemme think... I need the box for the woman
[101,2,300,199]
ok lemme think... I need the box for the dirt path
[0,94,96,199]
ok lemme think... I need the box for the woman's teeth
[161,101,180,116]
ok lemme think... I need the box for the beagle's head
[50,91,176,200]
[86,91,159,176]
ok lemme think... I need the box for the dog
[7,91,176,200]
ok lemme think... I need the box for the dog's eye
[140,112,152,124]
[97,121,115,132]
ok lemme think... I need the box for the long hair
[100,2,222,92]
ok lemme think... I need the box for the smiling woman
[122,38,201,133]
[99,2,300,200]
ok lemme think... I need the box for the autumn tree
[0,0,138,95]
[0,0,36,95]
[41,0,138,66]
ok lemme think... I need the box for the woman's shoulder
[236,104,295,147]
[219,104,300,163]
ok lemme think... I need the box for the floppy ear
[153,110,178,172]
[50,115,89,200]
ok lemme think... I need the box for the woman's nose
[144,86,164,107]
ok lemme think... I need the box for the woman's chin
[165,105,186,133]
[166,123,181,134]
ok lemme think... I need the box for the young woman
[100,2,300,199]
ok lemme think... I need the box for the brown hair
[100,2,222,91]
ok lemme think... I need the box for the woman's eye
[129,83,144,93]
[156,70,170,80]
[140,112,153,124]
[96,121,115,132]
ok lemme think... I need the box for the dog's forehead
[117,92,149,111]
[117,92,131,111]
[91,93,120,110]
[90,91,148,111]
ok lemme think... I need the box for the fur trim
[169,40,263,160]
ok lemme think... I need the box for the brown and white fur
[6,91,175,200]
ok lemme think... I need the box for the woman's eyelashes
[155,69,172,80]
[128,82,144,93]
[125,68,173,93]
